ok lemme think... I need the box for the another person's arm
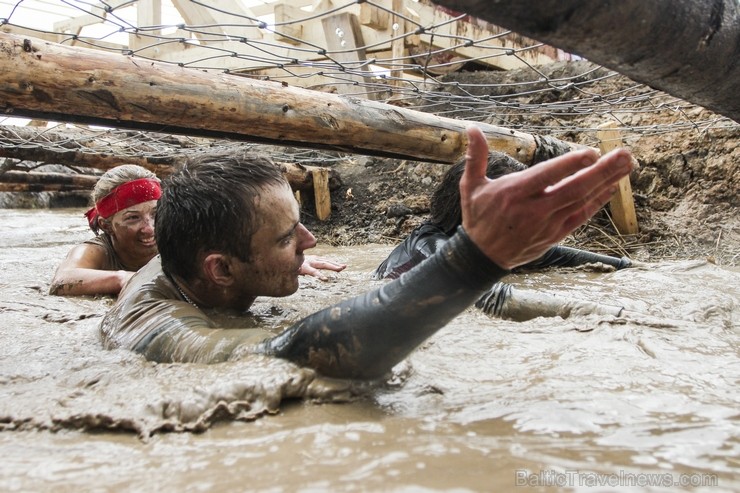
[519,245,631,271]
[49,243,132,296]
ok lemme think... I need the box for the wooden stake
[311,167,331,221]
[597,122,638,235]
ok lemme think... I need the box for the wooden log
[0,182,88,192]
[0,170,98,187]
[597,122,638,235]
[277,161,341,192]
[0,152,339,192]
[0,32,583,165]
[0,142,177,176]
[0,126,342,191]
[432,0,740,123]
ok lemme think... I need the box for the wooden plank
[321,13,372,98]
[274,2,305,45]
[170,0,263,41]
[598,122,638,235]
[311,168,331,221]
[389,0,405,84]
[130,0,162,52]
[359,3,390,30]
[52,0,132,33]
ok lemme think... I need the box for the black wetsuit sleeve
[518,245,631,271]
[372,225,449,280]
[258,227,510,379]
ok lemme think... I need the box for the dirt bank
[303,62,739,267]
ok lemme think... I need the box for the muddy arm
[258,228,509,379]
[519,245,631,271]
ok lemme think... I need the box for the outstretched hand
[299,255,347,281]
[460,125,634,270]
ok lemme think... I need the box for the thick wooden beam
[432,0,740,123]
[0,125,342,191]
[0,170,98,187]
[0,33,582,165]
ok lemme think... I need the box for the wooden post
[390,0,405,86]
[597,122,638,235]
[311,167,331,221]
[130,0,162,52]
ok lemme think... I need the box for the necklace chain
[169,274,199,308]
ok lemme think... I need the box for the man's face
[104,200,158,268]
[231,182,317,299]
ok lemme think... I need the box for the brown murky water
[1,209,738,492]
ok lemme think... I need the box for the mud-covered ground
[301,62,739,267]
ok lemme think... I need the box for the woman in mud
[99,126,635,379]
[49,165,162,296]
[373,151,632,281]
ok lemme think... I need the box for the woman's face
[103,200,158,269]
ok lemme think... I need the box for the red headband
[84,178,162,231]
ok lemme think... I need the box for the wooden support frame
[598,122,638,235]
[7,0,557,84]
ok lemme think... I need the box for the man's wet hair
[430,151,527,235]
[156,151,287,280]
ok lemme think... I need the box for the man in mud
[100,126,634,379]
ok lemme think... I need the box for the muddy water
[0,209,738,492]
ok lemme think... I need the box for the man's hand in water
[299,256,347,281]
[460,125,634,270]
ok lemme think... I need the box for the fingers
[546,148,633,213]
[519,148,601,195]
[299,256,347,281]
[308,258,347,272]
[460,125,492,190]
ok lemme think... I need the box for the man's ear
[202,253,235,287]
